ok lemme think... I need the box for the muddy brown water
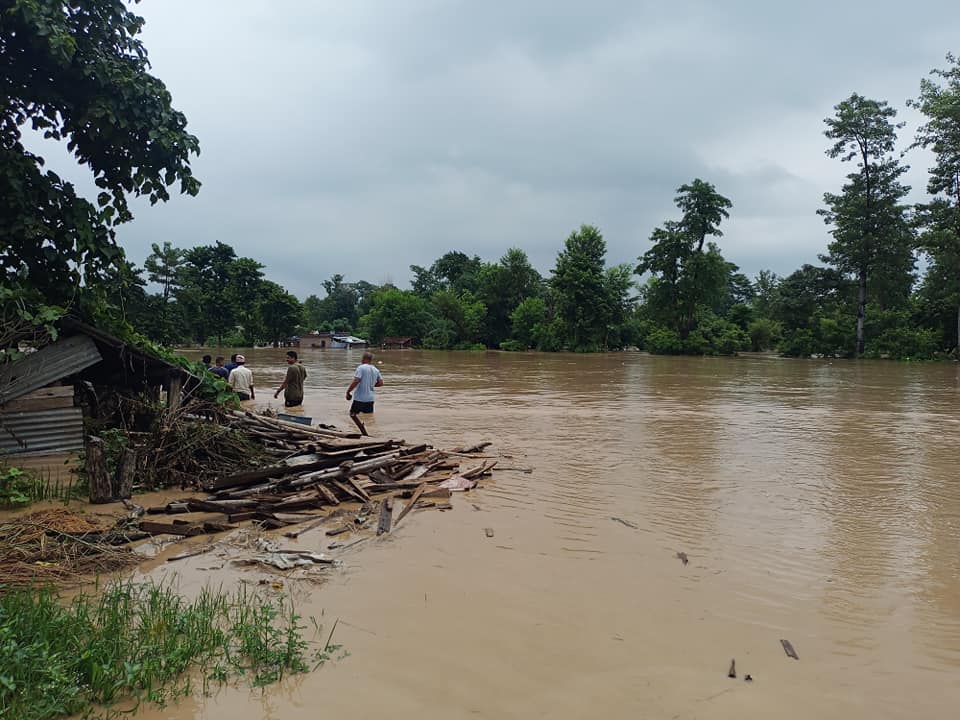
[134,349,960,718]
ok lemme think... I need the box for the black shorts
[284,397,302,407]
[236,391,251,401]
[350,400,374,415]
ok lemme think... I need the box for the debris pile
[0,508,140,586]
[133,411,497,542]
[2,407,497,586]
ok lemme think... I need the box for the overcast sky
[48,1,960,298]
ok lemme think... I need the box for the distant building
[302,331,335,348]
[381,336,414,349]
[331,335,368,349]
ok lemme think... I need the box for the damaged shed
[0,319,195,472]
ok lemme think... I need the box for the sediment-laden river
[142,348,960,719]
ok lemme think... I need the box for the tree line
[2,3,958,360]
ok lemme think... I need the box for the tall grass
[0,580,336,719]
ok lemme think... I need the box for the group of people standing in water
[201,350,383,436]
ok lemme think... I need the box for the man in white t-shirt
[227,354,255,401]
[345,351,383,436]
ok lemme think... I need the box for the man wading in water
[273,350,306,407]
[345,351,383,436]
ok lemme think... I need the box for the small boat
[278,413,312,425]
[330,335,368,349]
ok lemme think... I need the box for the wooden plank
[377,497,393,535]
[780,639,799,660]
[1,385,74,412]
[422,487,452,499]
[394,484,426,526]
[344,474,372,503]
[139,520,206,536]
[316,483,340,506]
[331,479,367,503]
[284,514,330,539]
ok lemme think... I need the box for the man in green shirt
[274,350,307,407]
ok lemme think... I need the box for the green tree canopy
[819,93,913,355]
[909,53,960,351]
[0,0,200,309]
[637,179,733,336]
[551,224,611,351]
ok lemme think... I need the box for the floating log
[377,498,393,535]
[780,639,799,660]
[728,659,736,678]
[139,521,206,537]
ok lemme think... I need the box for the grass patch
[0,466,79,508]
[0,579,338,719]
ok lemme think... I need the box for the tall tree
[176,242,237,344]
[258,281,302,346]
[819,93,913,355]
[909,53,960,351]
[0,0,200,310]
[637,179,733,336]
[143,241,183,343]
[478,248,542,345]
[321,274,360,327]
[551,224,610,351]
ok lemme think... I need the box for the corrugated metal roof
[0,407,85,454]
[0,335,102,406]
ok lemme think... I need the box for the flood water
[143,348,960,719]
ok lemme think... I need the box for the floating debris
[780,638,799,660]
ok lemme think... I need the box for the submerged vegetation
[0,580,336,720]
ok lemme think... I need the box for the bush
[0,467,41,508]
[499,339,526,352]
[780,329,815,357]
[644,327,683,354]
[747,318,782,351]
[865,326,940,360]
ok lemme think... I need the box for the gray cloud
[39,1,960,296]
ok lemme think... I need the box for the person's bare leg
[350,413,368,436]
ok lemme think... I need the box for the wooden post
[115,447,139,499]
[87,436,113,504]
[166,372,183,418]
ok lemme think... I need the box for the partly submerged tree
[818,93,913,355]
[0,0,201,313]
[637,179,733,336]
[909,53,960,351]
[551,224,611,351]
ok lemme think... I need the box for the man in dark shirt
[274,351,306,407]
[210,356,230,380]
[224,354,239,373]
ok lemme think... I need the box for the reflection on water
[165,348,960,718]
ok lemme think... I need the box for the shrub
[644,327,683,354]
